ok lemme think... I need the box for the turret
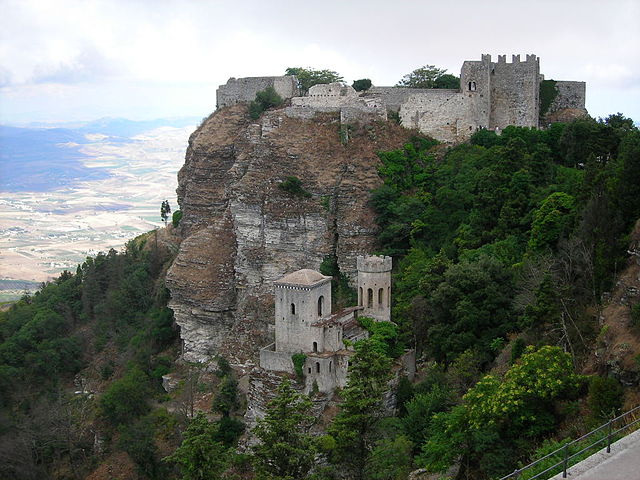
[357,255,392,322]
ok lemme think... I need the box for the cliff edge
[166,105,413,367]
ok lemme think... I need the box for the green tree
[396,65,458,89]
[528,192,576,252]
[285,67,343,93]
[328,339,392,480]
[249,86,284,120]
[352,79,372,92]
[100,367,153,426]
[161,200,171,226]
[252,379,316,480]
[365,434,413,480]
[587,376,624,422]
[164,413,230,480]
[212,374,239,417]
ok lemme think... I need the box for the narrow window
[290,303,296,315]
[329,361,332,372]
[378,288,384,308]
[318,296,324,316]
[468,81,476,91]
[315,362,320,373]
[359,287,363,306]
[313,341,318,353]
[308,367,311,373]
[367,288,373,308]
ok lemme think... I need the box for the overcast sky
[1,0,639,125]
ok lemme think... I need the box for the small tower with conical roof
[357,255,392,322]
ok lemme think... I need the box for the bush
[279,176,311,198]
[352,79,372,91]
[100,367,153,426]
[249,86,284,120]
[172,209,182,227]
[587,376,623,421]
[292,353,307,381]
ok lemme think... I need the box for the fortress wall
[340,103,387,124]
[549,81,586,111]
[400,90,476,143]
[217,75,298,108]
[304,354,349,393]
[291,82,359,108]
[366,87,435,112]
[260,344,295,373]
[490,54,540,129]
[460,56,492,129]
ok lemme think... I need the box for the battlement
[495,53,538,65]
[357,255,392,273]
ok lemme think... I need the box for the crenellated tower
[357,255,392,322]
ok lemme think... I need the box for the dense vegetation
[1,110,638,480]
[0,232,180,479]
[366,114,640,478]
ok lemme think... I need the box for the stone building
[259,255,392,394]
[215,54,587,143]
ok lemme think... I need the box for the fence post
[513,468,520,479]
[607,418,613,453]
[562,442,569,478]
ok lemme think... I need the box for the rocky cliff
[166,105,413,366]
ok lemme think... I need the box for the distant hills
[0,117,199,192]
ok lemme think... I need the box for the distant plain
[0,118,197,298]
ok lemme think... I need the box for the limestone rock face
[166,105,412,365]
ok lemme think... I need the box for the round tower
[357,255,392,322]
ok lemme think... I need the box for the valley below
[0,120,196,296]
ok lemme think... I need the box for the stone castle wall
[489,54,540,129]
[214,54,586,144]
[217,75,298,108]
[550,81,586,111]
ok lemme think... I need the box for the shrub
[249,86,284,120]
[279,176,311,198]
[587,376,623,421]
[100,367,153,426]
[292,353,307,381]
[352,79,372,91]
[510,338,526,364]
[172,209,182,227]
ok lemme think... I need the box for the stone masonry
[259,255,392,394]
[215,54,586,143]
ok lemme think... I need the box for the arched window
[290,303,296,315]
[378,288,384,308]
[359,287,363,306]
[315,362,320,373]
[318,296,324,316]
[313,341,318,353]
[367,288,373,308]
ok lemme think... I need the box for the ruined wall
[259,344,295,373]
[489,54,540,129]
[340,99,387,124]
[365,87,432,112]
[216,75,298,108]
[291,82,359,108]
[400,90,475,143]
[549,81,586,111]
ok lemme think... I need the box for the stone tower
[357,255,392,322]
[273,269,332,353]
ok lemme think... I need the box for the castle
[216,54,587,143]
[259,255,394,394]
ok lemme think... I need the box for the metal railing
[498,404,640,480]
